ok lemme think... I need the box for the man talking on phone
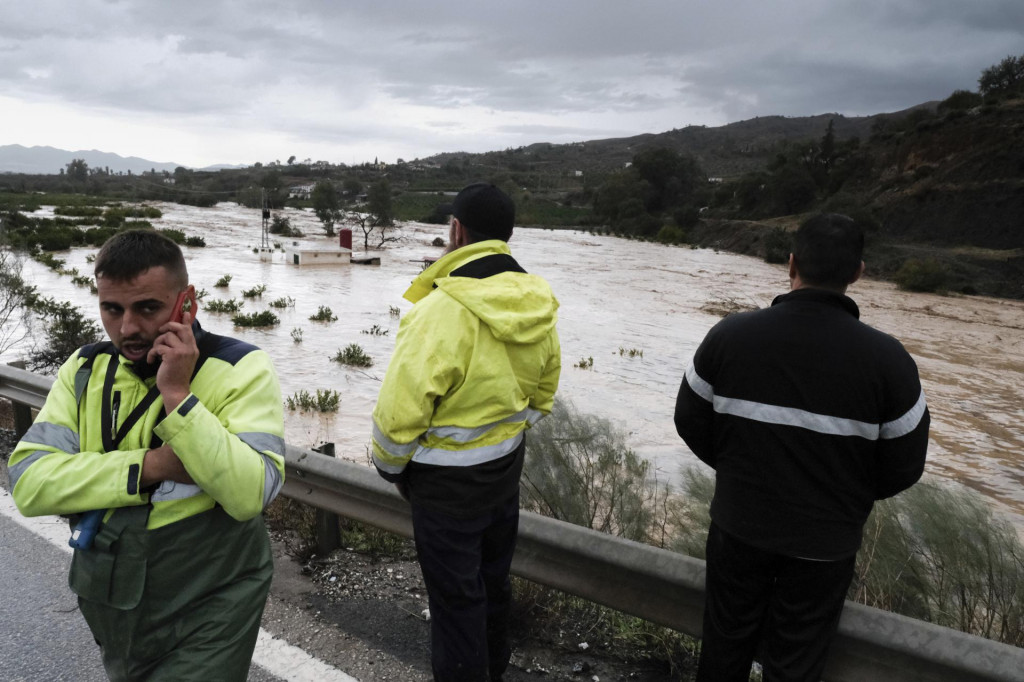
[9,229,286,681]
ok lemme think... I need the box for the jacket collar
[771,287,860,319]
[403,240,511,304]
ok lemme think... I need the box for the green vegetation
[290,327,303,344]
[619,347,644,358]
[332,343,372,367]
[361,324,388,336]
[312,180,341,236]
[269,296,295,308]
[213,274,232,288]
[286,389,341,413]
[25,299,104,375]
[203,298,243,313]
[241,283,267,299]
[523,400,1024,655]
[269,213,303,238]
[231,310,278,327]
[309,305,338,322]
[388,305,401,318]
[160,228,186,244]
[573,356,594,369]
[895,258,949,293]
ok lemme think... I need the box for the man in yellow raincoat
[372,183,561,681]
[10,229,285,681]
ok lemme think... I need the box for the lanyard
[100,354,163,453]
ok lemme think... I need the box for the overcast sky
[1,1,1021,168]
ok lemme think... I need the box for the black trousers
[411,494,519,682]
[696,522,856,682]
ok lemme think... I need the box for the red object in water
[339,228,352,250]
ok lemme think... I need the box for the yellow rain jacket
[372,240,560,513]
[10,327,286,529]
[10,326,286,678]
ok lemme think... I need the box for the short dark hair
[792,214,864,289]
[439,183,515,242]
[94,229,188,287]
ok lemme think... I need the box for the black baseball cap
[437,183,515,241]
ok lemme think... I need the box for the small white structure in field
[284,241,352,266]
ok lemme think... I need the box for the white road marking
[0,489,358,682]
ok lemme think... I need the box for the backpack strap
[74,342,116,407]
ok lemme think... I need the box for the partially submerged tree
[312,180,341,237]
[367,178,393,227]
[26,299,103,375]
[0,243,33,357]
[343,211,401,251]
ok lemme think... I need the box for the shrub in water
[310,305,338,322]
[242,284,267,299]
[332,343,372,367]
[231,310,278,327]
[204,298,243,313]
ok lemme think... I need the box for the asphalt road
[0,504,107,682]
[0,489,338,682]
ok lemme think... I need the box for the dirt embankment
[688,217,1024,300]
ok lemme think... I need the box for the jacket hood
[404,241,559,345]
[438,272,558,344]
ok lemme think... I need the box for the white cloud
[1,0,1022,167]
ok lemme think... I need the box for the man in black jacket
[675,213,929,681]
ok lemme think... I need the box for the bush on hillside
[895,258,948,292]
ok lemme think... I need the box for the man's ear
[788,253,797,281]
[452,219,468,248]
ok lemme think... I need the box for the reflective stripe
[372,448,406,475]
[22,421,80,454]
[880,390,928,440]
[714,396,881,440]
[690,361,919,441]
[427,406,544,443]
[412,431,524,467]
[151,480,204,503]
[262,454,283,508]
[238,432,285,456]
[9,450,48,490]
[685,363,714,403]
[372,423,417,458]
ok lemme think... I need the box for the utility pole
[260,188,270,250]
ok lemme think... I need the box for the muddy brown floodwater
[8,201,1024,532]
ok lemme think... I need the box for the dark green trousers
[71,507,273,682]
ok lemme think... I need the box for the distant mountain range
[0,145,240,175]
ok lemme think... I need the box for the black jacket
[674,288,929,560]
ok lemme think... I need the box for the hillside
[423,104,934,181]
[1,99,1021,298]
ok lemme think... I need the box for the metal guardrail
[2,363,1023,682]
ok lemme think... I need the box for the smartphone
[171,289,198,324]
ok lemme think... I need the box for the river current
[6,202,1024,530]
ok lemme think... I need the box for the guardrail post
[311,442,342,555]
[6,361,33,439]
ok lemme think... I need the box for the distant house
[288,184,315,199]
[284,241,352,266]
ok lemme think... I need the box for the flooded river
[6,202,1024,529]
